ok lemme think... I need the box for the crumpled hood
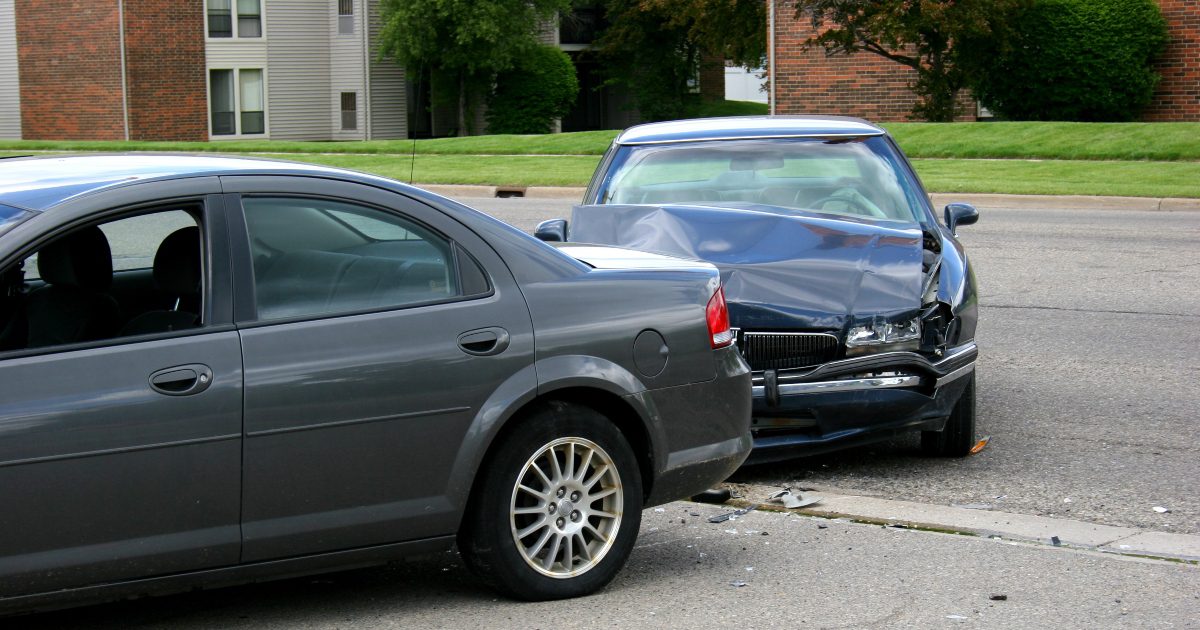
[569,203,927,331]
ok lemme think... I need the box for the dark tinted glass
[242,198,460,320]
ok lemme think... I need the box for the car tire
[458,401,642,600]
[920,372,976,457]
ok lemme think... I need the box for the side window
[0,207,204,352]
[242,197,475,320]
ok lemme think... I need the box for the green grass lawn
[2,121,1197,161]
[910,159,1200,199]
[262,153,1200,199]
[267,153,601,187]
[4,120,1198,197]
[885,122,1200,162]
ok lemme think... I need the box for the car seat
[26,226,121,347]
[120,226,202,335]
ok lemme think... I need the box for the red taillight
[706,285,733,348]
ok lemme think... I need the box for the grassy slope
[884,122,1200,161]
[268,153,1200,198]
[3,120,1198,197]
[3,122,1197,161]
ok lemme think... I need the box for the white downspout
[768,0,776,116]
[117,0,130,140]
[361,0,372,140]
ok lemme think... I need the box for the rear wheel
[459,401,642,600]
[921,372,976,457]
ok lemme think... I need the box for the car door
[0,181,241,597]
[222,177,536,562]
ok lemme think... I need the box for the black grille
[737,331,839,371]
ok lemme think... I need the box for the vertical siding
[0,0,20,139]
[330,0,364,140]
[264,0,332,140]
[367,0,406,139]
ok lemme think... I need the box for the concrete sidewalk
[731,483,1200,564]
[417,183,1200,212]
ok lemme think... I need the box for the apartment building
[0,0,407,141]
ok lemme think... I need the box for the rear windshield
[594,136,930,225]
[0,204,31,238]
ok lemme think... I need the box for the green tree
[793,0,1029,122]
[968,0,1168,121]
[379,0,571,136]
[593,0,766,121]
[487,45,580,133]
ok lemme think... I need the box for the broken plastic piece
[730,580,748,587]
[692,488,732,504]
[1152,506,1170,514]
[969,436,991,454]
[708,505,757,523]
[766,488,822,509]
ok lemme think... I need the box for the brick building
[0,0,407,141]
[768,0,1200,122]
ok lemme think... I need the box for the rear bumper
[745,342,977,464]
[640,345,753,506]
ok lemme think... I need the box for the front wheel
[921,372,976,457]
[458,401,642,600]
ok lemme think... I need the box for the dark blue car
[537,116,980,463]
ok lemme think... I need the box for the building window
[208,0,233,38]
[340,92,357,130]
[210,70,236,134]
[338,0,354,35]
[211,69,266,136]
[208,0,262,38]
[241,70,265,134]
[238,0,262,37]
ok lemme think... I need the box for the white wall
[0,0,22,139]
[725,66,767,104]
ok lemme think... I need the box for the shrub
[968,0,1168,121]
[486,45,580,134]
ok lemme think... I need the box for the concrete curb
[729,484,1200,563]
[928,192,1200,212]
[416,184,1200,211]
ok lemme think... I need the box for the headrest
[37,226,113,290]
[154,226,201,295]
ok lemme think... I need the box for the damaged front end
[561,200,979,463]
[740,225,978,463]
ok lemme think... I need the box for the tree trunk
[457,72,468,137]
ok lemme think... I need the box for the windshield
[594,137,929,225]
[0,203,31,238]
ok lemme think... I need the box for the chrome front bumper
[751,341,977,400]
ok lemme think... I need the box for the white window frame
[206,0,267,41]
[208,68,270,139]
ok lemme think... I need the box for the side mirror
[534,218,568,242]
[944,203,979,234]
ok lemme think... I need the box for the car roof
[613,116,886,145]
[0,154,399,211]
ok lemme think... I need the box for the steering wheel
[809,188,888,219]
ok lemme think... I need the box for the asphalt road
[467,197,1200,536]
[11,197,1199,628]
[19,506,1200,629]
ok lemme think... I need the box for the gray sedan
[0,155,751,612]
